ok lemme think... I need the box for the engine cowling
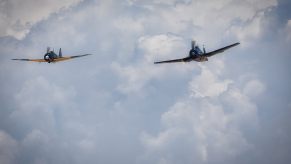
[189,49,196,57]
[44,53,52,63]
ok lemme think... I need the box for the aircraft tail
[59,48,62,57]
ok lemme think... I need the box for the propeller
[47,47,50,53]
[203,45,206,54]
[191,40,196,50]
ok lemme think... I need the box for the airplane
[12,47,92,63]
[154,41,240,64]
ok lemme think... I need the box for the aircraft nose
[44,54,50,60]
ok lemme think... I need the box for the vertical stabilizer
[59,48,62,57]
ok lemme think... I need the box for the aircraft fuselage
[188,47,208,62]
[44,51,58,63]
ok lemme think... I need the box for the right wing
[205,42,240,57]
[11,58,47,62]
[52,54,92,62]
[154,57,191,64]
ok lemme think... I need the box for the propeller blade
[47,47,50,53]
[191,40,196,49]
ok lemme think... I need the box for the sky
[0,0,291,164]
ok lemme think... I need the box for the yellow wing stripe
[52,57,72,62]
[12,59,47,62]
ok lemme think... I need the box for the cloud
[286,20,291,41]
[9,76,77,136]
[0,131,18,164]
[128,0,277,46]
[140,68,261,164]
[138,34,186,61]
[0,0,83,40]
[0,0,290,164]
[243,79,266,98]
[113,34,194,94]
[189,63,233,98]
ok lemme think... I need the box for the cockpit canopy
[194,46,203,55]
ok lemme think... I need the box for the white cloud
[138,34,187,62]
[141,94,255,163]
[229,12,265,46]
[22,130,50,147]
[0,0,83,40]
[0,131,18,164]
[113,34,195,94]
[10,76,77,135]
[189,64,233,98]
[286,20,291,41]
[132,0,277,45]
[243,79,266,98]
[113,17,144,34]
[0,0,289,164]
[141,64,261,163]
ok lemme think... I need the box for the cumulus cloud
[189,64,233,98]
[0,0,290,164]
[0,131,18,164]
[9,76,77,137]
[286,20,291,41]
[0,0,83,40]
[243,79,266,98]
[113,34,194,94]
[141,68,262,164]
[138,34,186,61]
[128,0,277,46]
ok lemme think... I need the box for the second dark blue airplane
[154,41,240,64]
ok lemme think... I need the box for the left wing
[53,54,92,62]
[205,42,240,57]
[11,58,47,62]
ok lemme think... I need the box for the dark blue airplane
[154,41,240,64]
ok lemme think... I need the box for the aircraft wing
[53,54,92,62]
[12,54,92,63]
[205,42,240,57]
[154,57,191,64]
[11,58,47,62]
